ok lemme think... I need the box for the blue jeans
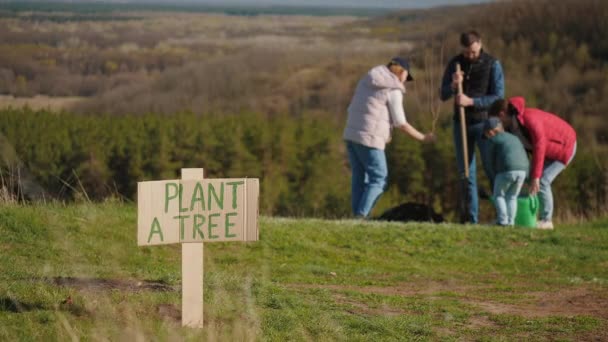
[493,170,527,225]
[346,141,388,217]
[453,120,490,223]
[539,143,577,221]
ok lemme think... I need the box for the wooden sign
[138,178,259,246]
[137,169,259,328]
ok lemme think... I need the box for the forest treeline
[0,109,357,217]
[0,108,605,221]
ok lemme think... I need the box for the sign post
[181,168,204,328]
[137,168,259,328]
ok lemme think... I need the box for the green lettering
[207,182,224,210]
[226,181,244,209]
[165,182,179,213]
[178,184,188,213]
[225,212,237,238]
[208,213,220,239]
[193,214,206,239]
[174,215,190,240]
[190,182,206,211]
[147,217,164,243]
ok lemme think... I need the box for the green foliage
[0,109,355,217]
[1,106,606,220]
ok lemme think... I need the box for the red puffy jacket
[509,97,577,179]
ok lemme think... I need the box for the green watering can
[489,195,539,228]
[514,195,539,228]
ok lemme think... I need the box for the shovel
[456,63,470,223]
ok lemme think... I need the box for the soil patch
[51,277,177,292]
[288,282,608,319]
[0,295,88,316]
[0,297,46,313]
[465,287,608,319]
[375,202,444,223]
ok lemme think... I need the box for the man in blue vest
[440,31,505,223]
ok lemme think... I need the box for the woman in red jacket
[489,97,577,229]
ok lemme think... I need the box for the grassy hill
[1,203,607,340]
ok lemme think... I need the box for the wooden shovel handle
[456,63,469,178]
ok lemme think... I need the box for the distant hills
[0,1,389,17]
[0,0,496,10]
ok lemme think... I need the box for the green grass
[1,203,607,340]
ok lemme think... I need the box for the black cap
[389,57,414,81]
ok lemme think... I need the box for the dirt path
[288,281,608,319]
[50,276,177,292]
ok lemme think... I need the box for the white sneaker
[537,220,554,230]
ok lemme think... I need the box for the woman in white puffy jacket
[343,57,435,218]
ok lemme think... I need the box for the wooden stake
[181,168,204,328]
